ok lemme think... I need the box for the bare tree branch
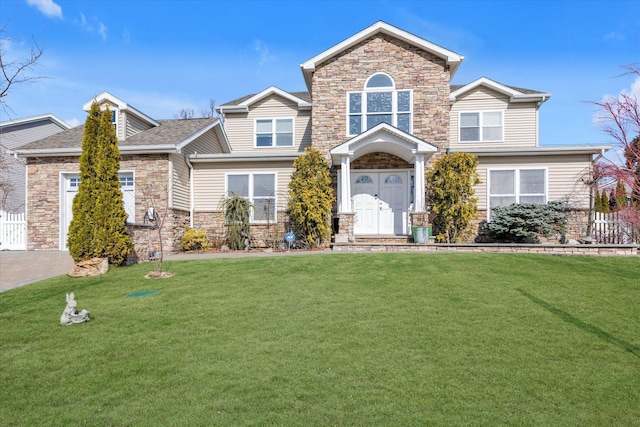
[0,23,47,114]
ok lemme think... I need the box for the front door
[351,171,408,235]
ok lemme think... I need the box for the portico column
[414,154,425,212]
[340,155,352,213]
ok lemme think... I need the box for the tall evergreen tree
[68,102,101,261]
[288,147,334,247]
[426,152,480,243]
[594,188,603,213]
[601,190,610,214]
[614,180,628,211]
[68,103,133,265]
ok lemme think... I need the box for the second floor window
[255,118,294,147]
[460,111,503,142]
[348,73,412,135]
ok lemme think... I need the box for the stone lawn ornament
[60,292,90,325]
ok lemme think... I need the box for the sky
[1,0,639,151]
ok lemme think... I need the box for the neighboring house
[0,114,70,213]
[16,21,609,256]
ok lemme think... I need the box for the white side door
[61,174,80,250]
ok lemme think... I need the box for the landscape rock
[67,257,109,277]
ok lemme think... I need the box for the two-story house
[16,21,608,256]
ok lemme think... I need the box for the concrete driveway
[0,251,75,292]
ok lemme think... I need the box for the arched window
[366,73,394,89]
[384,175,403,184]
[348,73,412,136]
[355,175,374,184]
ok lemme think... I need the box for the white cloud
[72,12,108,41]
[26,0,63,19]
[123,29,131,44]
[630,76,640,97]
[603,31,625,42]
[254,40,275,69]
[98,22,107,41]
[66,118,81,128]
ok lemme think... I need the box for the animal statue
[60,292,90,325]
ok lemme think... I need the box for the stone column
[335,212,355,243]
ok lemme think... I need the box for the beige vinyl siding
[475,154,593,215]
[192,161,295,211]
[170,154,190,210]
[450,86,538,150]
[125,112,153,139]
[223,94,311,153]
[182,129,224,155]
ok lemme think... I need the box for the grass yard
[1,253,639,426]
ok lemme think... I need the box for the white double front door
[351,171,409,235]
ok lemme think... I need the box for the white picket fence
[0,210,26,250]
[592,212,638,244]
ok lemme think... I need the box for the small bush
[180,227,209,251]
[483,201,568,243]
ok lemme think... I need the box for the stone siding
[351,152,412,170]
[332,242,639,256]
[25,154,186,256]
[193,210,292,249]
[311,34,451,159]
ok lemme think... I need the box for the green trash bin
[412,226,427,244]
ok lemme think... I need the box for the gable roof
[450,77,551,103]
[300,21,464,92]
[217,86,312,113]
[330,122,437,165]
[0,113,70,131]
[15,118,227,156]
[82,92,160,127]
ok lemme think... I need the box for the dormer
[82,92,159,141]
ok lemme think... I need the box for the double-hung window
[488,168,546,219]
[348,73,412,135]
[110,110,118,135]
[227,173,276,222]
[255,118,294,147]
[460,111,503,142]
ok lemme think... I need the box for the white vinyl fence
[0,210,26,250]
[592,212,638,244]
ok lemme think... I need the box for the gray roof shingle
[16,118,216,151]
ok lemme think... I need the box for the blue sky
[1,0,639,149]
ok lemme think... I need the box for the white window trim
[487,167,548,221]
[459,110,504,143]
[254,117,295,148]
[224,172,278,223]
[346,74,413,136]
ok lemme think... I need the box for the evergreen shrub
[180,227,209,251]
[483,201,568,243]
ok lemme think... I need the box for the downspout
[185,153,194,228]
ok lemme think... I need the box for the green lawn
[1,253,639,426]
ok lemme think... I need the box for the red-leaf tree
[592,63,640,240]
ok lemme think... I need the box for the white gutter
[450,145,611,157]
[188,153,301,163]
[16,144,178,157]
[185,155,194,228]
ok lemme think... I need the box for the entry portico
[330,123,437,239]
